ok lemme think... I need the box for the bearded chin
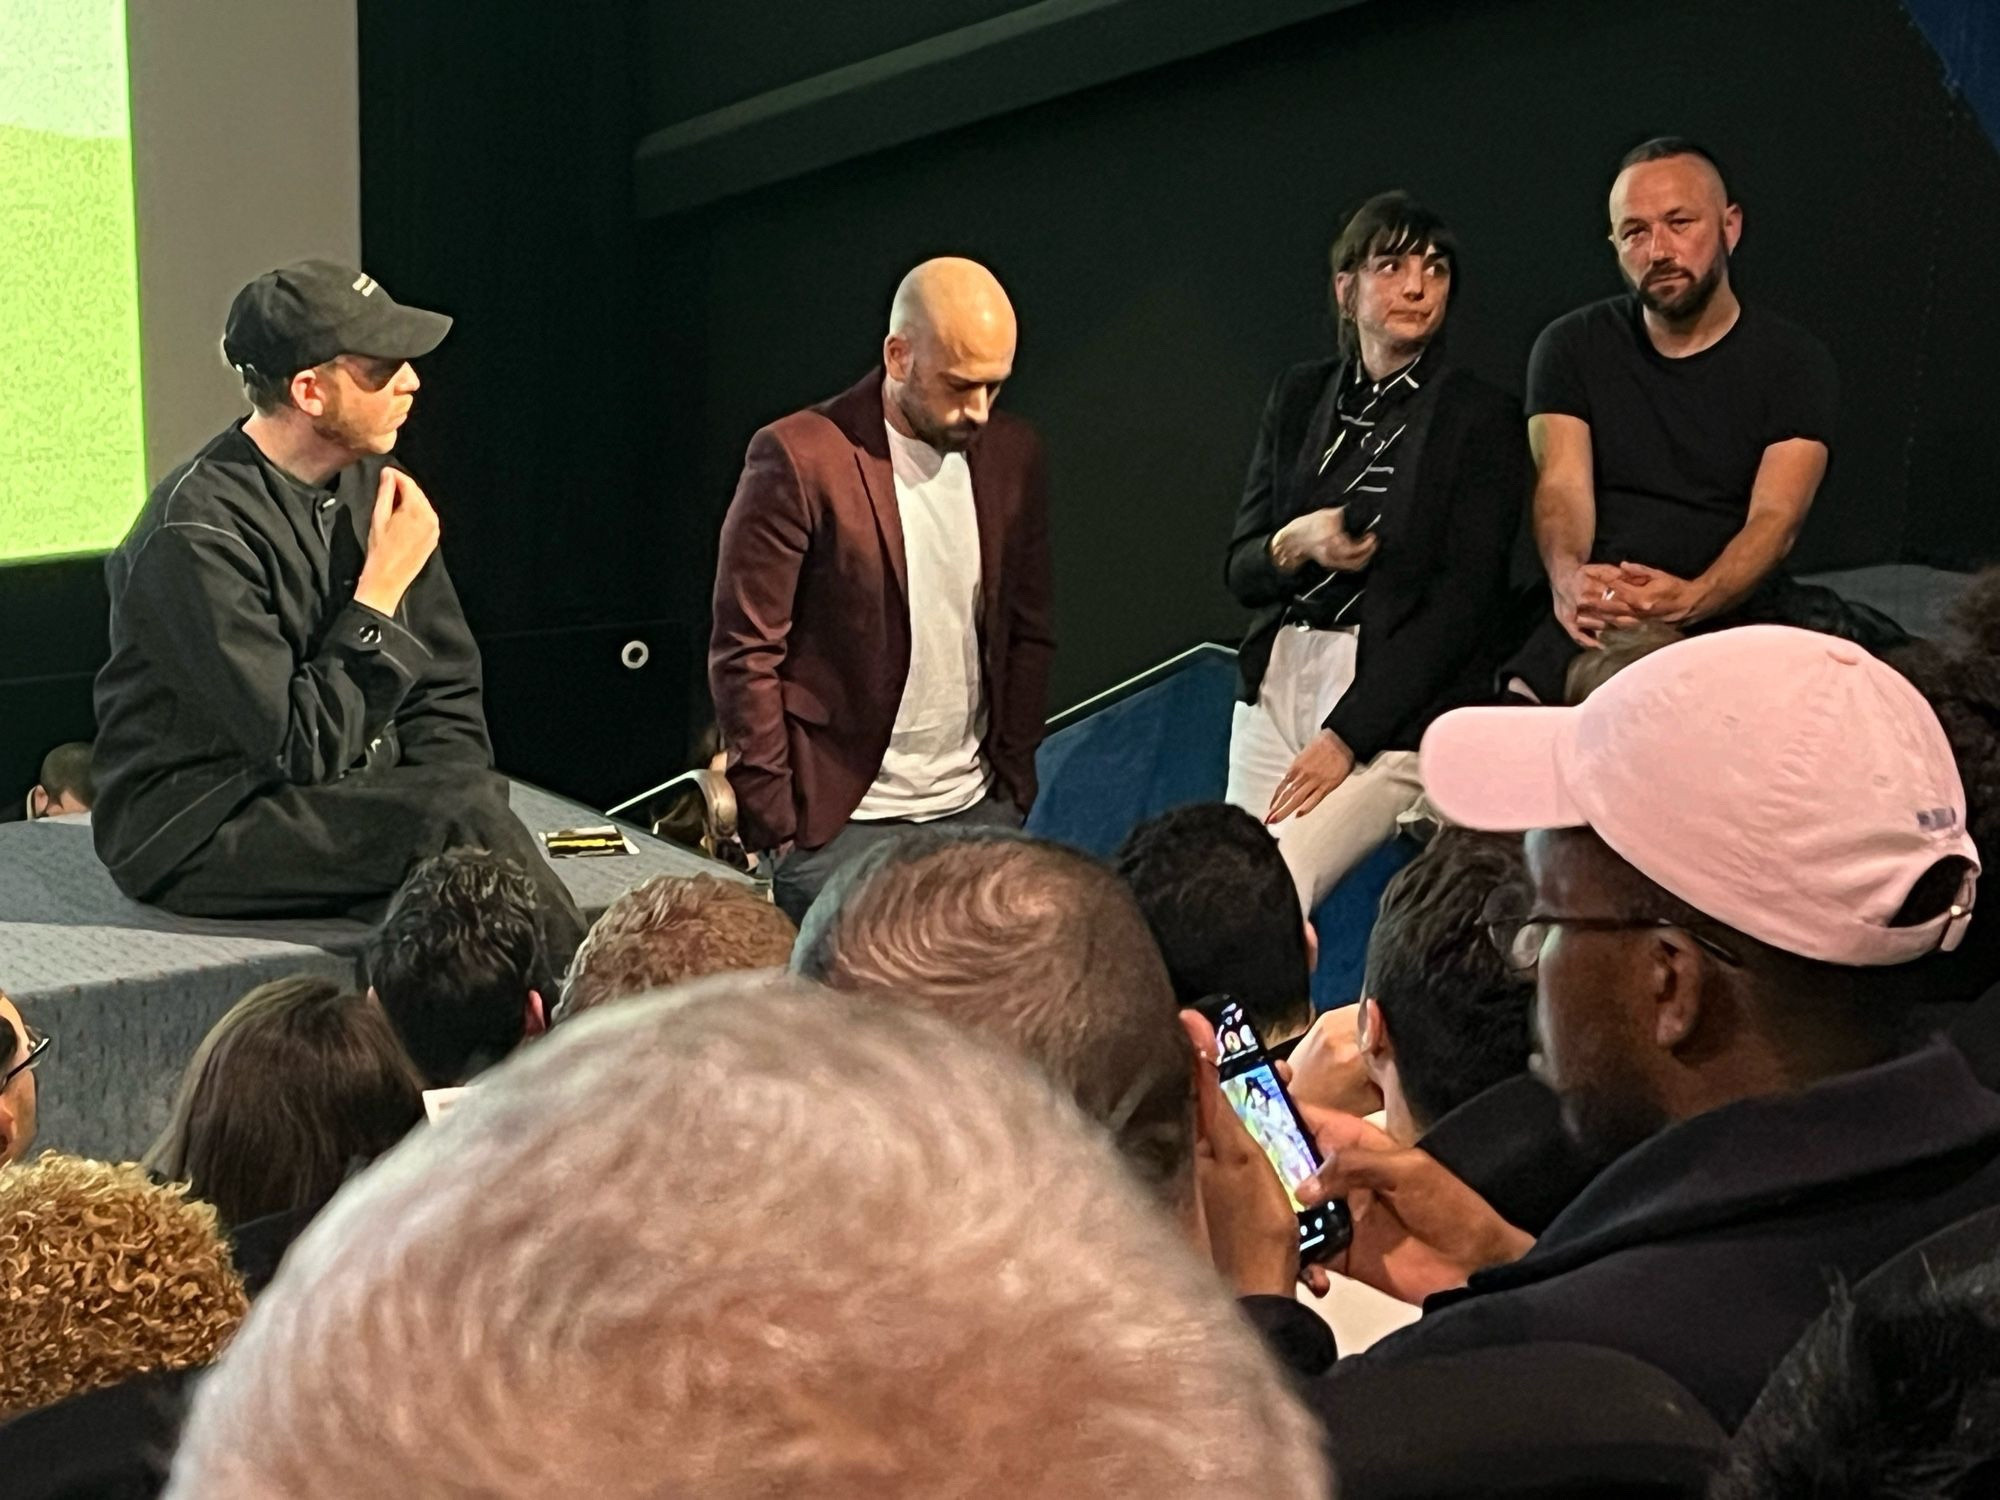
[1636,248,1728,320]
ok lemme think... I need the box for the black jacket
[0,1365,195,1499]
[1418,1072,1605,1238]
[1224,358,1530,760]
[92,422,490,898]
[1332,1040,2000,1427]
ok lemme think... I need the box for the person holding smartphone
[1224,192,1530,914]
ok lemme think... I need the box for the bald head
[882,257,1016,451]
[888,256,1014,345]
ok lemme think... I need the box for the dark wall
[354,0,693,808]
[0,560,107,805]
[646,1,1036,124]
[642,0,2000,711]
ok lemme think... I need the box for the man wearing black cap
[90,260,583,947]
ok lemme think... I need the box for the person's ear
[1650,933,1707,1050]
[1721,202,1744,255]
[1357,996,1389,1060]
[1177,1008,1223,1144]
[882,331,913,382]
[290,366,328,417]
[1302,919,1319,976]
[1333,270,1355,320]
[524,989,548,1039]
[27,787,46,819]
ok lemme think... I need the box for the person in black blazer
[1225,193,1530,913]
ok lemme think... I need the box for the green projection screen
[0,0,145,562]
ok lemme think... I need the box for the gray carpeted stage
[1,782,733,1160]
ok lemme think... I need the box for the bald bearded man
[711,258,1055,920]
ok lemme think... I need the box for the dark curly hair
[365,849,556,1086]
[1715,1264,2000,1498]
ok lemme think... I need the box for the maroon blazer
[710,370,1055,852]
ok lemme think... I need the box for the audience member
[0,993,44,1166]
[1225,191,1529,913]
[0,1155,246,1421]
[794,826,1320,1319]
[1355,829,1531,1142]
[796,828,1193,1201]
[1505,138,1838,704]
[28,741,94,820]
[711,257,1053,923]
[365,849,557,1086]
[1562,621,1682,704]
[1281,830,1598,1237]
[164,979,1330,1500]
[144,977,424,1289]
[1284,626,1995,1428]
[1715,1267,2000,1498]
[1115,802,1315,1046]
[555,873,795,1023]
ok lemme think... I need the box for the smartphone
[1199,997,1352,1262]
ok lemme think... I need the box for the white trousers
[1226,626,1424,916]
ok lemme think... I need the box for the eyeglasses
[1483,904,1742,976]
[2,1026,50,1091]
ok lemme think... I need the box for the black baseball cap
[222,259,452,378]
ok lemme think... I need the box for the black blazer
[1224,358,1530,760]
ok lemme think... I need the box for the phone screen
[1204,998,1351,1260]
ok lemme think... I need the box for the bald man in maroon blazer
[710,258,1055,920]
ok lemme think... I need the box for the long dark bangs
[1328,192,1460,348]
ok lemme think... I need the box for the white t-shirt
[852,424,991,821]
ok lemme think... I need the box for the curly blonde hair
[0,1153,248,1418]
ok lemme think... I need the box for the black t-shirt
[1526,294,1837,579]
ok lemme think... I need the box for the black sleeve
[391,552,495,769]
[1325,390,1532,759]
[1524,315,1589,423]
[124,523,419,786]
[1766,329,1838,447]
[1238,1294,1338,1379]
[1223,371,1300,609]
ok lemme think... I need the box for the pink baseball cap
[1421,626,1978,966]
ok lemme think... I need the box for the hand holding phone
[1196,1062,1313,1297]
[1197,998,1352,1266]
[1294,1105,1533,1306]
